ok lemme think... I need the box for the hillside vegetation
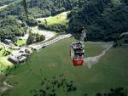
[1,0,128,41]
[0,0,78,18]
[0,44,13,74]
[38,11,69,32]
[68,0,128,41]
[2,38,128,96]
[0,16,26,41]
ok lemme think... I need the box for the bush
[68,0,128,41]
[26,19,38,26]
[0,16,25,41]
[27,33,45,45]
[38,23,67,32]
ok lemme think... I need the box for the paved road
[29,34,72,50]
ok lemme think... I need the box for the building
[8,53,27,64]
[8,47,32,64]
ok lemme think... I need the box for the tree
[27,33,45,45]
[68,0,128,41]
[0,16,25,41]
[22,0,28,20]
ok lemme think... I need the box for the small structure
[8,47,32,64]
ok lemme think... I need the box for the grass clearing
[38,11,69,26]
[0,45,4,57]
[37,11,70,32]
[0,57,13,73]
[3,38,128,96]
[0,49,4,57]
[0,44,13,73]
[15,39,26,46]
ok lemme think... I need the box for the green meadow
[15,39,27,46]
[39,11,69,26]
[0,45,13,73]
[2,38,128,96]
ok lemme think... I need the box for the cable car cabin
[70,42,85,66]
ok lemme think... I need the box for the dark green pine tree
[22,0,28,20]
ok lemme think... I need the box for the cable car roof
[120,32,128,37]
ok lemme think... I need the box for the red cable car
[70,41,85,66]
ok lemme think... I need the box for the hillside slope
[2,38,128,96]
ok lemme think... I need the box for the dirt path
[0,81,13,93]
[85,42,113,68]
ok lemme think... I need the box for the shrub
[27,33,45,45]
[38,23,66,33]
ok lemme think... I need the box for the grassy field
[38,11,69,26]
[0,57,13,73]
[0,44,13,73]
[37,11,69,32]
[15,39,26,46]
[3,38,128,96]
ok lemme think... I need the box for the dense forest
[0,16,26,42]
[68,0,128,41]
[0,0,78,18]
